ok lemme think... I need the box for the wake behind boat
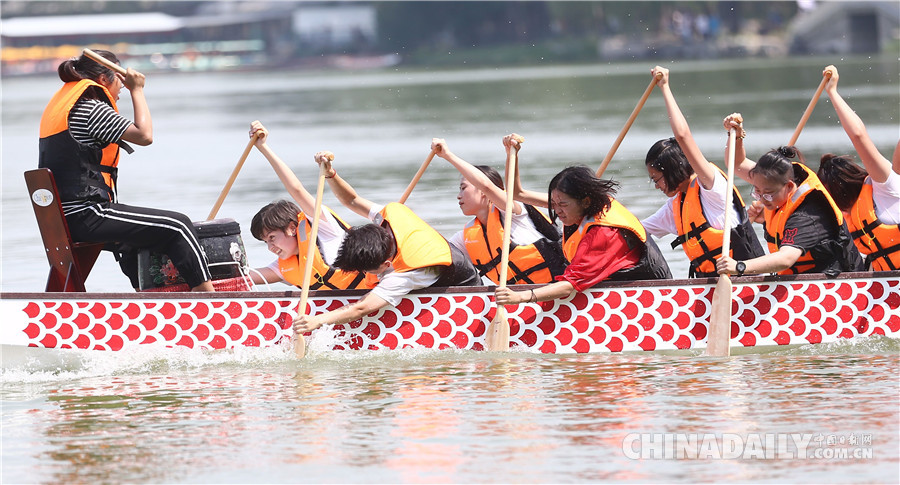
[2,271,897,354]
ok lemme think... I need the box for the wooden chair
[24,169,104,292]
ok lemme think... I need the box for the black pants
[65,202,211,288]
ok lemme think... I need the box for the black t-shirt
[772,191,863,273]
[780,191,839,253]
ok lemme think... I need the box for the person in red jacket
[496,165,671,307]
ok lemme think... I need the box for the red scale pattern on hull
[8,275,899,353]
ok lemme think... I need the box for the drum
[137,218,249,291]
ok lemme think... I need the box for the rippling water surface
[2,338,899,483]
[2,55,899,483]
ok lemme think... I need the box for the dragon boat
[2,271,898,354]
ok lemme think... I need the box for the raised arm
[432,137,521,213]
[249,121,327,223]
[724,113,756,184]
[507,134,549,208]
[654,66,717,189]
[893,141,900,174]
[119,68,153,145]
[314,153,375,218]
[823,65,896,182]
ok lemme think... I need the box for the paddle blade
[705,275,733,356]
[293,333,307,358]
[485,307,510,352]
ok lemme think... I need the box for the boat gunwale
[2,270,897,300]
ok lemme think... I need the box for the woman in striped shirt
[39,50,213,291]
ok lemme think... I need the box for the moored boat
[2,271,898,354]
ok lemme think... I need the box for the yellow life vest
[562,200,647,262]
[39,79,121,202]
[278,209,376,290]
[463,205,561,284]
[379,202,452,272]
[845,178,900,271]
[763,163,844,275]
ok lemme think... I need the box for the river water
[2,55,899,483]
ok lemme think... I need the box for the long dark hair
[645,137,693,189]
[57,49,119,84]
[547,165,619,224]
[750,145,804,186]
[817,153,867,211]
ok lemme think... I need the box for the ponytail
[750,145,804,186]
[57,50,119,84]
[817,153,866,211]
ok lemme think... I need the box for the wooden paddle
[293,155,332,358]
[788,70,832,146]
[596,72,662,177]
[398,150,437,204]
[705,128,737,357]
[485,135,523,351]
[207,133,260,220]
[83,48,127,75]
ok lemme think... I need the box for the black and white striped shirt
[61,98,132,214]
[67,98,132,147]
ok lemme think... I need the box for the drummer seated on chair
[39,49,214,292]
[293,152,478,334]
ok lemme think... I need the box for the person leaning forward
[293,152,479,333]
[247,121,376,290]
[716,113,864,277]
[496,165,672,307]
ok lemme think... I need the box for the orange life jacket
[278,209,377,290]
[39,79,122,203]
[845,178,900,271]
[462,205,564,284]
[671,174,764,277]
[763,163,845,275]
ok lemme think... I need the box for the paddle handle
[485,137,521,352]
[294,163,329,357]
[788,70,832,146]
[721,128,737,256]
[398,150,437,204]
[83,48,127,75]
[722,128,737,256]
[497,139,521,288]
[208,134,259,220]
[596,72,662,178]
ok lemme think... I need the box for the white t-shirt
[367,204,441,306]
[872,172,900,225]
[641,171,740,238]
[265,207,346,282]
